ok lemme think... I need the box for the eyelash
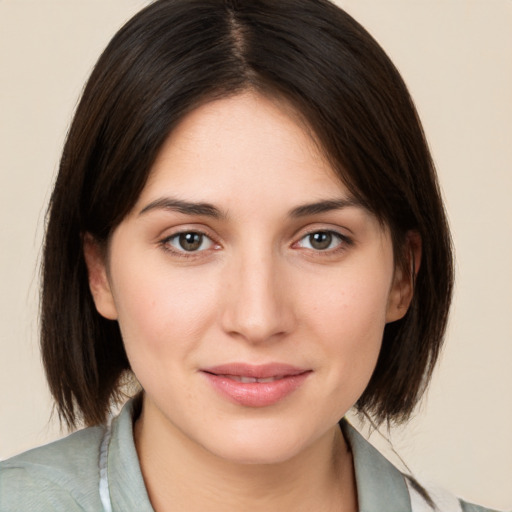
[159,228,352,260]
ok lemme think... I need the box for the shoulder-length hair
[42,0,453,428]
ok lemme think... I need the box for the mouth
[200,363,311,407]
[218,375,286,383]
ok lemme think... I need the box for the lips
[201,363,311,407]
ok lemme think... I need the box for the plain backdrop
[0,1,511,509]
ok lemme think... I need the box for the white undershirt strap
[99,424,113,512]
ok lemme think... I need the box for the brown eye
[179,232,203,251]
[164,232,214,253]
[308,232,333,250]
[296,230,349,252]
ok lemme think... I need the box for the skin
[85,92,414,512]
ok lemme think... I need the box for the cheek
[110,260,219,369]
[299,259,393,399]
[306,259,392,342]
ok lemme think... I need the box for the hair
[41,0,453,429]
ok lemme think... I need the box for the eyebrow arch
[139,198,225,219]
[289,198,363,218]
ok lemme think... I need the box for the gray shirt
[0,400,496,511]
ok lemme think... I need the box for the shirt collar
[107,401,411,511]
[341,419,412,512]
[108,399,154,512]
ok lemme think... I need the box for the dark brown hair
[42,0,453,428]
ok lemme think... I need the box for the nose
[220,249,296,344]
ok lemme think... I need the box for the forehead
[136,92,349,212]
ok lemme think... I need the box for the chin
[198,419,320,466]
[209,441,303,466]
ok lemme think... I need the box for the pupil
[179,233,202,251]
[310,232,332,250]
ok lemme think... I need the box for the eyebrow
[139,198,225,219]
[288,198,363,217]
[138,196,363,219]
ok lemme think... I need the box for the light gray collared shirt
[0,400,496,511]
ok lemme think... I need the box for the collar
[108,399,154,511]
[341,420,412,512]
[106,401,411,511]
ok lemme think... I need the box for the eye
[164,231,215,252]
[296,231,347,251]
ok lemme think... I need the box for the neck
[134,398,358,512]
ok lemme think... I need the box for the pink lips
[201,363,311,407]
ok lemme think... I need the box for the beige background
[0,0,511,509]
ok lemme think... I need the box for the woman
[0,1,500,511]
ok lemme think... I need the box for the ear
[83,233,118,320]
[386,231,422,323]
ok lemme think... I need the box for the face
[86,92,410,465]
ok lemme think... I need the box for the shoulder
[341,419,504,512]
[459,500,505,512]
[406,471,505,512]
[0,424,105,512]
